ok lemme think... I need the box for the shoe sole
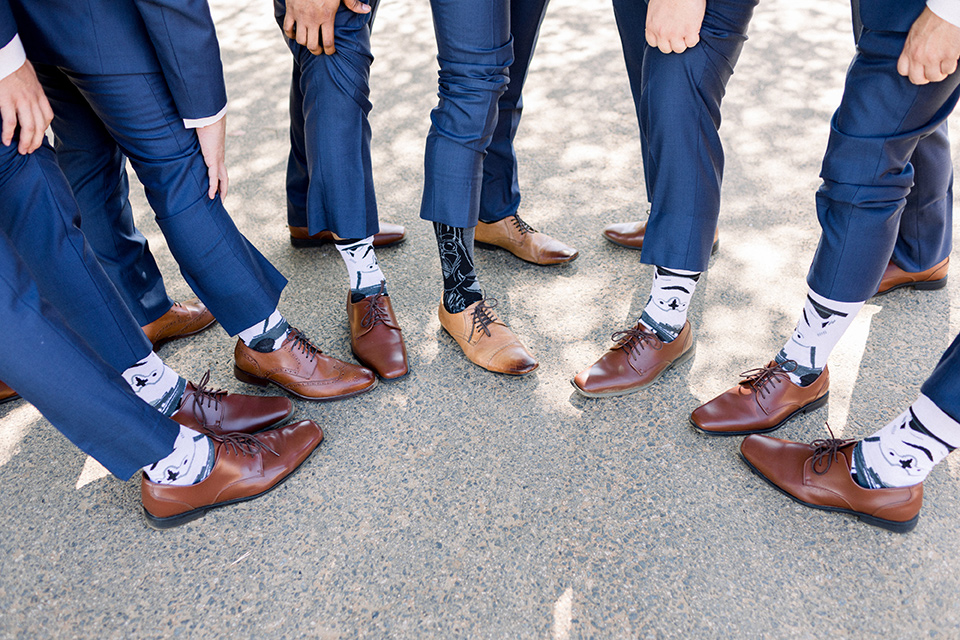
[0,393,21,406]
[873,275,947,297]
[739,453,919,533]
[474,240,579,265]
[689,392,829,436]
[233,365,378,401]
[570,342,697,398]
[142,436,321,530]
[151,317,219,351]
[604,236,720,256]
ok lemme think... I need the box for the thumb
[343,0,371,14]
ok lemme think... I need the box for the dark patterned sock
[434,222,483,314]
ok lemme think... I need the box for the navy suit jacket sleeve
[0,0,18,48]
[132,0,227,122]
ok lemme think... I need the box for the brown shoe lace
[810,423,856,475]
[209,431,279,458]
[738,360,798,399]
[361,281,390,329]
[184,370,225,429]
[610,324,663,353]
[511,215,538,236]
[287,328,324,362]
[468,299,499,341]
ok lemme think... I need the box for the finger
[670,37,688,54]
[942,57,959,78]
[207,164,218,199]
[897,52,911,77]
[16,104,36,154]
[645,30,658,49]
[685,32,700,50]
[283,14,296,39]
[342,0,371,14]
[658,38,673,54]
[39,95,54,131]
[0,102,14,147]
[910,65,929,85]
[306,26,322,55]
[926,62,947,83]
[25,102,45,153]
[219,166,229,199]
[321,23,336,55]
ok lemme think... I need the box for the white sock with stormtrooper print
[851,394,960,488]
[142,424,214,486]
[335,236,387,300]
[777,290,864,387]
[122,351,186,417]
[639,266,700,343]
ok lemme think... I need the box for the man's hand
[196,117,228,200]
[898,7,960,85]
[0,60,54,154]
[645,0,707,54]
[282,0,371,56]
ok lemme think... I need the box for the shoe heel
[857,513,919,534]
[234,365,269,387]
[143,507,208,531]
[801,391,829,414]
[915,276,947,291]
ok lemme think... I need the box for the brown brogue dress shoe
[234,328,377,400]
[141,298,217,349]
[690,361,829,435]
[475,215,578,265]
[171,371,294,435]
[288,223,407,248]
[602,221,720,255]
[740,434,922,533]
[572,322,694,397]
[875,256,949,296]
[347,286,408,380]
[141,419,324,529]
[438,299,538,375]
[0,380,20,405]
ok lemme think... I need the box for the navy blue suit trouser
[0,140,177,480]
[807,27,960,302]
[419,0,513,228]
[35,65,288,335]
[614,0,757,272]
[922,331,960,425]
[280,3,379,238]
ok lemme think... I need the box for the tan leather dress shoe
[690,361,829,435]
[141,298,217,349]
[438,300,538,375]
[740,434,922,532]
[602,220,720,255]
[572,322,694,397]
[171,371,294,435]
[348,288,409,380]
[475,215,578,265]
[234,328,377,400]
[288,223,407,248]
[875,256,949,296]
[141,419,324,529]
[0,379,19,405]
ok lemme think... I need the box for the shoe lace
[208,431,279,458]
[610,323,662,353]
[361,281,390,330]
[511,215,538,236]
[809,423,856,476]
[185,370,224,428]
[738,360,797,399]
[288,328,323,362]
[468,299,499,341]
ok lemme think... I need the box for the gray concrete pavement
[3,0,960,637]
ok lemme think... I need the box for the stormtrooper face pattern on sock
[434,223,483,314]
[336,237,386,297]
[778,293,863,386]
[639,266,700,342]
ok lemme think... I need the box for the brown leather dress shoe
[288,223,407,248]
[740,434,922,533]
[141,419,324,529]
[234,328,377,401]
[438,299,538,375]
[348,288,408,380]
[690,361,829,435]
[141,299,217,349]
[475,215,578,265]
[0,380,19,405]
[171,371,294,435]
[572,322,694,397]
[602,220,720,255]
[875,256,949,296]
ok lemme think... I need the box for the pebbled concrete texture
[2,0,960,637]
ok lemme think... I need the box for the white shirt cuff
[0,34,27,83]
[928,0,960,29]
[183,105,227,129]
